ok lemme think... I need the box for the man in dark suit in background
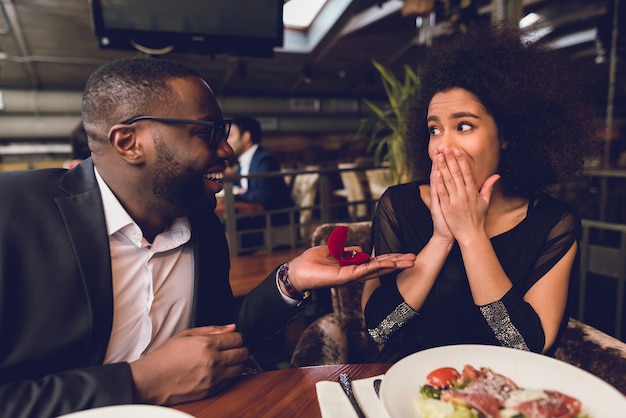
[227,116,295,249]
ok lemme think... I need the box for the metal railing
[578,219,626,339]
[218,166,386,255]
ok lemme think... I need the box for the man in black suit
[226,116,294,249]
[0,57,415,417]
[228,116,292,213]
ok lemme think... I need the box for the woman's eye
[458,122,473,132]
[429,126,441,135]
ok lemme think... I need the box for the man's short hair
[82,57,202,149]
[233,116,262,144]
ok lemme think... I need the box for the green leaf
[358,61,421,184]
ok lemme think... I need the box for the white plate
[58,404,194,417]
[381,344,626,418]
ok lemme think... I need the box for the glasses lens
[222,120,232,140]
[206,120,230,148]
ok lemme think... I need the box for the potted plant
[358,61,420,184]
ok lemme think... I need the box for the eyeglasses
[121,116,232,148]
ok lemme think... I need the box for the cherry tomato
[426,367,461,388]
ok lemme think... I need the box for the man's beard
[152,138,213,216]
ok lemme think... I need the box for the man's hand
[129,324,249,406]
[286,245,416,292]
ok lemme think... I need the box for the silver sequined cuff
[479,300,530,351]
[368,302,419,344]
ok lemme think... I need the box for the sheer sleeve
[479,207,580,353]
[371,188,404,255]
[364,186,422,343]
[528,210,579,288]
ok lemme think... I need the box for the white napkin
[316,375,391,418]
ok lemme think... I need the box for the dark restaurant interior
[1,0,625,408]
[1,0,624,167]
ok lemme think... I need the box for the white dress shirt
[237,143,258,192]
[94,168,194,364]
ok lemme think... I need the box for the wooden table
[171,364,392,417]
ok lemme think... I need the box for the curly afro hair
[405,23,598,197]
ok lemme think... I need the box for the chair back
[311,221,380,362]
[555,318,626,393]
[290,171,320,239]
[338,163,368,220]
[365,168,393,200]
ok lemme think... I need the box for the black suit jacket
[0,159,301,417]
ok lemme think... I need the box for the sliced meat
[511,390,582,418]
[440,366,518,418]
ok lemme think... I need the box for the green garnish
[420,384,443,399]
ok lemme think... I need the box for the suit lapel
[249,146,262,172]
[55,159,114,364]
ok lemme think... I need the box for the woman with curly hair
[362,23,597,362]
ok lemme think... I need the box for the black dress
[364,181,580,363]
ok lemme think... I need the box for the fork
[338,372,366,418]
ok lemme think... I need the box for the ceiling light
[519,12,540,29]
[283,0,328,29]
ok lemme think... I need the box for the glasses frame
[120,116,232,148]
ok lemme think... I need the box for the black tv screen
[90,0,284,57]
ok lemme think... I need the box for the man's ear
[108,125,144,164]
[241,130,253,146]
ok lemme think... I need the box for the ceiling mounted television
[89,0,284,57]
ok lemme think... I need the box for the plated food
[380,345,626,418]
[415,364,583,418]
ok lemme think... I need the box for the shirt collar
[93,166,191,248]
[94,166,135,237]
